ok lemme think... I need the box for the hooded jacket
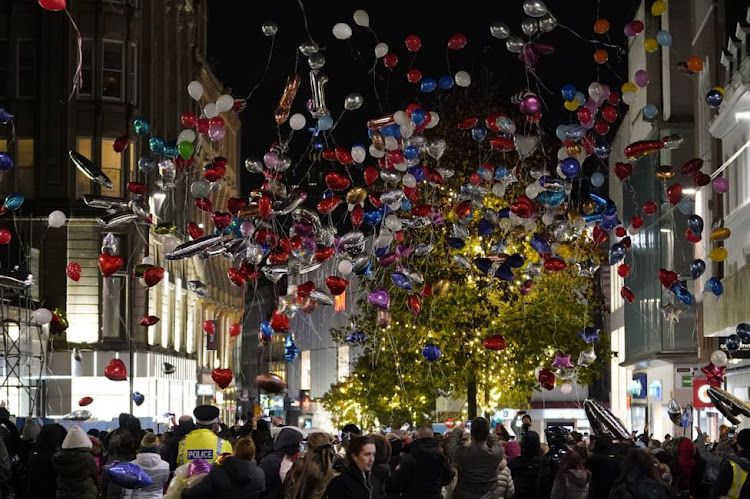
[325,463,383,499]
[678,438,697,490]
[122,452,170,499]
[388,437,453,498]
[51,447,99,499]
[695,436,729,485]
[508,431,545,499]
[711,449,750,499]
[103,412,132,449]
[609,477,671,499]
[182,456,266,499]
[445,427,504,498]
[550,469,591,499]
[259,427,304,499]
[162,421,196,470]
[585,435,620,498]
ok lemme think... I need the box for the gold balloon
[567,209,581,222]
[710,227,731,242]
[563,99,579,111]
[709,247,728,262]
[566,143,582,157]
[555,204,568,215]
[583,200,597,215]
[433,279,450,296]
[655,165,675,181]
[154,223,176,235]
[238,203,260,219]
[346,187,368,205]
[557,243,573,260]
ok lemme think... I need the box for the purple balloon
[240,221,255,237]
[263,151,279,169]
[187,459,212,478]
[367,288,390,310]
[106,462,153,489]
[390,272,413,290]
[0,107,13,124]
[633,70,649,88]
[520,95,541,116]
[378,253,397,267]
[713,177,729,193]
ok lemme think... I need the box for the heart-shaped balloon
[132,392,145,406]
[692,171,711,187]
[194,198,213,213]
[296,281,316,298]
[539,368,556,390]
[227,197,248,214]
[98,254,124,277]
[667,183,682,205]
[104,358,127,381]
[643,201,658,215]
[427,139,446,160]
[315,246,335,262]
[204,164,226,183]
[514,134,540,159]
[211,368,233,389]
[79,396,93,406]
[66,261,82,281]
[407,294,422,316]
[211,211,232,231]
[483,334,506,350]
[325,172,351,191]
[143,267,164,288]
[614,162,633,181]
[227,267,247,287]
[270,310,290,331]
[187,222,204,240]
[325,276,349,296]
[363,166,379,186]
[658,269,678,288]
[258,195,272,219]
[317,196,342,214]
[367,288,391,310]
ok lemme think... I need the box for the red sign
[445,418,455,429]
[693,378,713,409]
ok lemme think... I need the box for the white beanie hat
[62,426,92,449]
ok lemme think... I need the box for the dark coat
[101,449,136,498]
[182,456,265,499]
[162,421,195,470]
[324,464,383,499]
[259,427,303,499]
[444,428,504,498]
[51,448,99,499]
[26,424,67,498]
[508,453,545,499]
[586,435,620,499]
[608,477,671,499]
[711,450,750,499]
[388,437,453,499]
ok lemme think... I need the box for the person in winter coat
[253,418,274,463]
[712,428,750,499]
[695,426,732,497]
[259,426,304,498]
[284,432,336,499]
[676,437,699,497]
[551,449,591,499]
[103,412,132,449]
[88,436,104,473]
[101,432,136,498]
[123,433,170,499]
[0,418,25,497]
[387,433,403,473]
[51,426,99,499]
[325,435,382,498]
[504,439,521,460]
[508,430,545,499]
[26,423,67,498]
[369,434,392,496]
[496,458,515,498]
[444,417,504,499]
[163,415,196,471]
[585,434,620,498]
[182,437,265,499]
[388,424,453,499]
[608,448,670,499]
[19,417,40,467]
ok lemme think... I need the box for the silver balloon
[188,280,208,297]
[344,93,364,111]
[414,243,434,256]
[190,180,211,198]
[63,409,92,421]
[584,398,629,440]
[245,156,264,173]
[452,223,470,239]
[309,70,329,118]
[275,155,292,172]
[261,20,278,36]
[577,347,596,366]
[245,242,265,265]
[352,254,371,272]
[299,40,319,56]
[453,254,471,270]
[506,37,525,53]
[523,0,549,17]
[708,386,750,418]
[401,217,431,229]
[308,53,326,70]
[380,170,402,184]
[309,290,334,306]
[73,347,82,362]
[381,189,405,205]
[521,17,539,36]
[490,22,511,39]
[539,13,557,32]
[667,399,682,425]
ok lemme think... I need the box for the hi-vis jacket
[176,428,233,466]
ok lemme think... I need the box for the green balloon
[178,141,194,160]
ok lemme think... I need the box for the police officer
[176,405,233,466]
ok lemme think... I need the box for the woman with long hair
[609,448,670,499]
[284,432,336,499]
[550,449,591,499]
[325,435,382,498]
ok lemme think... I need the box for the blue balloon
[687,214,704,234]
[705,89,723,109]
[447,237,466,249]
[670,283,695,305]
[0,107,14,124]
[0,152,13,171]
[4,193,23,211]
[407,165,426,182]
[390,272,413,290]
[380,124,401,137]
[530,234,551,255]
[471,125,487,142]
[609,243,626,265]
[561,84,577,102]
[162,141,178,158]
[260,321,273,339]
[148,137,164,154]
[354,261,372,276]
[505,253,524,268]
[137,155,156,173]
[474,258,493,274]
[726,334,741,352]
[643,104,659,120]
[132,392,145,406]
[591,172,605,187]
[595,142,612,159]
[478,218,495,236]
[537,190,566,207]
[656,30,672,47]
[422,344,442,362]
[555,125,567,141]
[133,117,150,136]
[420,78,437,93]
[494,264,514,281]
[690,259,706,279]
[403,145,419,160]
[560,158,581,178]
[346,331,368,344]
[284,335,300,362]
[363,209,383,226]
[737,323,750,342]
[411,109,426,126]
[106,462,153,489]
[704,276,723,297]
[317,115,333,131]
[574,92,586,107]
[438,75,454,90]
[677,198,694,215]
[401,199,412,211]
[579,327,601,343]
[494,166,509,180]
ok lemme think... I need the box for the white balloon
[499,218,512,230]
[142,256,155,266]
[524,220,537,233]
[711,349,728,367]
[353,9,370,27]
[351,145,366,163]
[289,113,307,130]
[525,183,540,199]
[203,102,219,118]
[162,236,178,255]
[32,308,52,324]
[622,91,637,105]
[332,22,353,40]
[400,121,415,138]
[338,259,354,275]
[393,110,409,126]
[384,136,398,151]
[374,233,393,248]
[177,129,196,144]
[455,70,471,88]
[393,161,408,172]
[369,144,385,158]
[48,210,66,228]
[187,81,203,101]
[557,146,568,161]
[426,112,440,128]
[374,42,389,58]
[492,183,506,197]
[402,174,417,188]
[216,94,234,112]
[573,216,586,230]
[542,212,555,225]
[560,383,573,394]
[385,215,402,231]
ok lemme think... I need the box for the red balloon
[66,261,82,281]
[657,268,678,289]
[406,68,423,83]
[469,173,482,185]
[98,253,124,277]
[693,171,711,187]
[79,396,93,407]
[607,91,620,105]
[270,310,290,332]
[211,368,233,389]
[363,166,379,186]
[482,334,506,351]
[630,215,644,229]
[594,119,610,135]
[322,149,337,161]
[681,158,704,175]
[685,229,701,244]
[196,118,210,134]
[615,226,627,238]
[254,227,278,246]
[351,205,364,227]
[539,368,556,390]
[617,264,631,278]
[454,200,473,219]
[643,201,658,215]
[667,183,682,205]
[187,222,204,240]
[485,114,502,132]
[592,227,609,245]
[620,236,632,249]
[315,246,335,263]
[325,276,349,296]
[143,267,164,288]
[104,359,127,382]
[258,195,272,219]
[317,196,342,214]
[620,286,636,303]
[209,116,225,128]
[0,229,11,245]
[544,257,567,272]
[405,34,422,52]
[211,211,232,231]
[38,0,66,10]
[325,172,351,191]
[181,111,197,128]
[139,315,160,326]
[126,181,146,195]
[457,117,479,130]
[296,281,316,298]
[701,362,725,386]
[227,267,247,287]
[383,53,398,68]
[228,323,241,337]
[194,198,213,213]
[601,106,618,123]
[113,135,129,153]
[577,107,592,123]
[412,204,433,217]
[614,162,633,181]
[447,33,467,50]
[227,197,248,214]
[202,320,216,334]
[204,164,226,182]
[624,140,663,160]
[490,137,514,151]
[407,294,421,316]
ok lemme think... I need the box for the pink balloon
[208,124,225,141]
[713,177,729,193]
[519,95,541,116]
[634,70,649,88]
[187,459,211,477]
[263,151,279,169]
[240,221,255,237]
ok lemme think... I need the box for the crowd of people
[1,403,749,498]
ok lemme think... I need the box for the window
[174,279,183,352]
[16,138,34,198]
[128,43,138,105]
[79,39,93,97]
[301,350,311,391]
[160,271,170,348]
[102,235,125,339]
[100,138,123,197]
[75,137,92,198]
[17,40,36,98]
[129,140,135,178]
[102,40,124,100]
[186,297,195,354]
[0,41,7,97]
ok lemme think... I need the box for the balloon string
[557,23,627,55]
[244,35,276,103]
[63,8,83,103]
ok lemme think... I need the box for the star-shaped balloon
[661,303,681,323]
[577,259,600,279]
[701,362,725,386]
[0,107,14,124]
[346,330,367,344]
[577,347,597,367]
[277,293,300,317]
[556,367,577,381]
[551,352,574,369]
[579,327,600,343]
[284,335,300,363]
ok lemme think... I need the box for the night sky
[206,1,642,192]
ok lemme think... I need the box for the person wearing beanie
[504,439,521,460]
[51,426,99,498]
[712,428,750,498]
[19,417,40,477]
[121,433,170,498]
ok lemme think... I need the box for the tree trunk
[468,377,477,419]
